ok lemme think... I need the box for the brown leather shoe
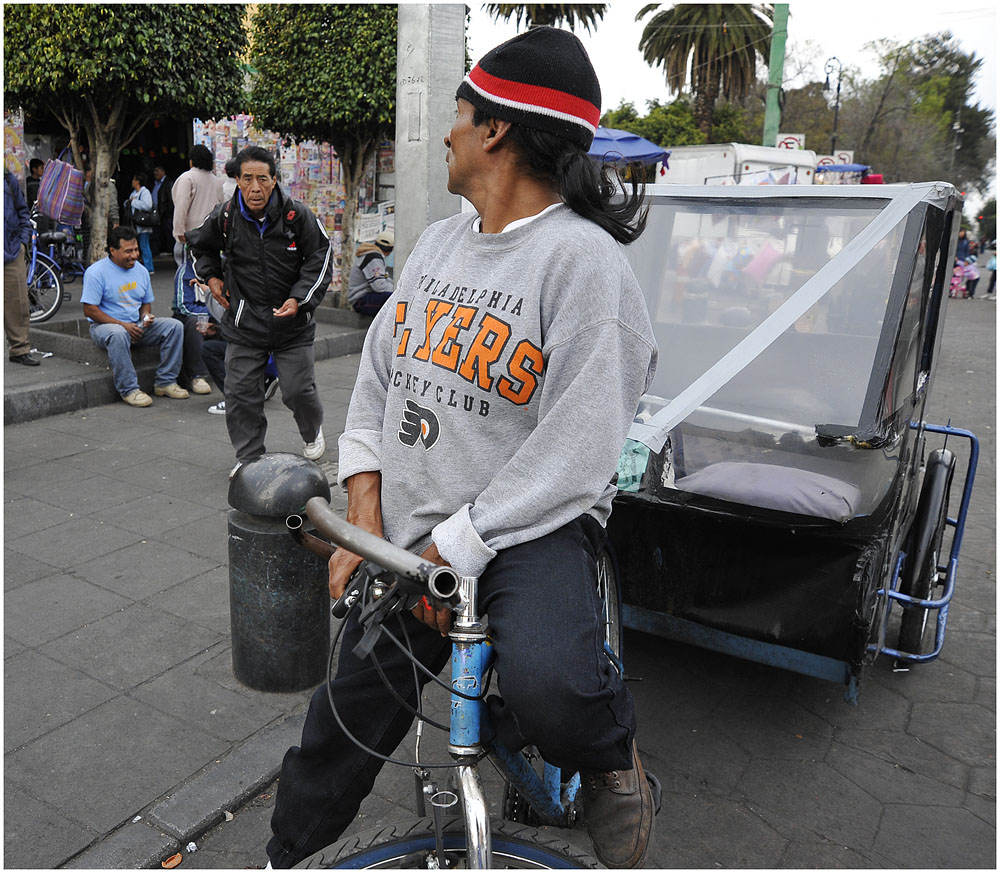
[582,738,654,868]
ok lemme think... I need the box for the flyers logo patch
[398,399,440,450]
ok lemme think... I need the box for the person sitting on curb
[81,226,189,407]
[347,230,394,316]
[171,256,221,396]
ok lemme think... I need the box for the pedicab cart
[608,182,979,703]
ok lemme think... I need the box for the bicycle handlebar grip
[305,497,461,606]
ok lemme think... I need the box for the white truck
[662,143,818,186]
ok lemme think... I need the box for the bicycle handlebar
[303,496,462,606]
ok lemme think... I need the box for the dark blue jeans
[267,514,635,867]
[352,290,392,316]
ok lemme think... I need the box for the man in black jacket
[188,146,333,464]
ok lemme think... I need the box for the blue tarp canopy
[588,126,669,166]
[815,163,871,173]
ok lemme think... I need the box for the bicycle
[25,218,65,323]
[286,497,658,869]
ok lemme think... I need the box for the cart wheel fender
[900,447,956,596]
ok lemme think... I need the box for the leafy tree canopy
[484,4,607,32]
[4,3,247,264]
[248,3,398,301]
[4,4,246,136]
[600,99,706,147]
[836,32,995,190]
[635,3,772,139]
[248,4,396,151]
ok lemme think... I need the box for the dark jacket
[187,185,333,349]
[4,172,32,264]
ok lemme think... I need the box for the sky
[466,2,997,142]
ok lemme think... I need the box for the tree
[4,4,247,265]
[976,199,996,245]
[830,33,996,189]
[775,81,837,154]
[484,4,607,32]
[635,3,772,139]
[248,4,396,299]
[599,99,705,148]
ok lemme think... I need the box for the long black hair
[473,108,648,245]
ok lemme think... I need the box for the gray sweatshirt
[338,204,657,578]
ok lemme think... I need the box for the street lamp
[823,56,843,155]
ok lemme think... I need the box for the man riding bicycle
[267,28,658,869]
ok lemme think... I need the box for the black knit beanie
[456,26,601,151]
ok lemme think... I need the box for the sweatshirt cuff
[432,504,497,578]
[336,430,383,486]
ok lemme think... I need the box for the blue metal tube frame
[872,423,979,663]
[448,620,573,832]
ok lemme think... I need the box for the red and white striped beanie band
[455,27,601,151]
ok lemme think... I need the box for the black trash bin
[228,452,332,692]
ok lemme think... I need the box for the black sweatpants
[224,340,323,461]
[266,514,635,867]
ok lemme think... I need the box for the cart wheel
[897,448,956,655]
[595,546,623,663]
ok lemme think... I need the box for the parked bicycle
[286,497,659,869]
[26,217,65,323]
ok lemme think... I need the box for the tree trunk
[87,138,116,267]
[335,134,378,308]
[694,80,719,140]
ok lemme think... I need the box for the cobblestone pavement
[3,252,994,868]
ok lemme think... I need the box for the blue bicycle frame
[446,573,581,868]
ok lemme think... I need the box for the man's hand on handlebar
[328,546,365,601]
[412,542,453,636]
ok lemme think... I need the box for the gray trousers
[4,251,31,356]
[224,341,323,461]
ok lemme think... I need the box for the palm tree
[636,4,773,139]
[484,4,607,33]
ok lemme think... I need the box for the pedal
[646,772,662,816]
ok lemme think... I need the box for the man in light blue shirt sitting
[81,226,188,407]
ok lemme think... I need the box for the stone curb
[4,326,368,426]
[64,714,306,869]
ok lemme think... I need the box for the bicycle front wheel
[295,817,598,869]
[27,257,64,322]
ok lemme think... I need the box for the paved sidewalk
[3,285,995,868]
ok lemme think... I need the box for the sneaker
[154,382,190,399]
[190,377,212,395]
[582,739,654,868]
[122,389,153,408]
[208,400,227,415]
[263,375,279,401]
[303,427,326,460]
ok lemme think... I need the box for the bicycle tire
[27,256,64,322]
[294,816,599,869]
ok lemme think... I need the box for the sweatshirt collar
[472,201,563,234]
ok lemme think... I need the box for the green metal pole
[762,4,789,147]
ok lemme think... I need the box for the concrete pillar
[394,4,466,277]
